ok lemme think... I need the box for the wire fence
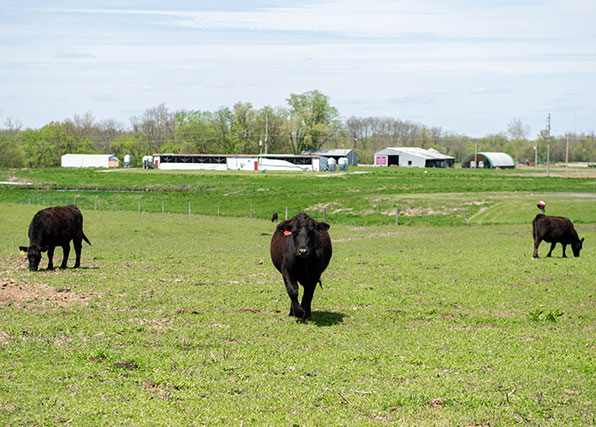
[14,193,471,227]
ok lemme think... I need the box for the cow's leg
[282,270,304,319]
[47,246,55,270]
[60,244,70,269]
[301,284,315,320]
[546,242,556,257]
[533,239,541,258]
[561,244,567,258]
[73,238,82,268]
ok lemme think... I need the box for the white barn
[374,147,454,168]
[61,154,120,168]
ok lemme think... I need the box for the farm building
[374,147,454,168]
[153,153,328,172]
[300,149,358,166]
[61,154,120,168]
[461,152,515,169]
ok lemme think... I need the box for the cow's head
[277,213,330,259]
[19,245,47,271]
[572,238,584,257]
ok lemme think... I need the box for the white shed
[374,147,454,168]
[61,154,120,168]
[461,152,515,169]
[301,149,358,166]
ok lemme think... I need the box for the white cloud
[55,47,95,59]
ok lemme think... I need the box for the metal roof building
[374,147,454,168]
[461,152,515,169]
[153,153,326,172]
[301,149,358,166]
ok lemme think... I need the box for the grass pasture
[2,166,596,227]
[1,166,595,425]
[1,198,595,425]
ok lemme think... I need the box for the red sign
[376,156,387,166]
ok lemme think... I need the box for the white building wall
[259,158,315,172]
[157,163,227,171]
[61,154,110,168]
[227,157,259,171]
[399,152,426,168]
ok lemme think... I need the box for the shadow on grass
[309,310,345,327]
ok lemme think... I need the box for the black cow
[270,212,332,319]
[533,214,584,258]
[19,205,91,271]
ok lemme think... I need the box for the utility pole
[265,112,268,154]
[474,143,478,168]
[565,134,569,178]
[546,113,551,177]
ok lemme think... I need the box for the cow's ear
[317,222,330,231]
[277,222,292,233]
[19,246,28,254]
[581,238,585,243]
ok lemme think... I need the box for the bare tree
[3,117,22,138]
[507,118,530,141]
[130,103,176,153]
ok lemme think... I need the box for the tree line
[1,90,594,167]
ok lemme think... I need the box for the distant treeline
[1,90,594,167]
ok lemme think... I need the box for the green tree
[174,110,217,153]
[0,135,25,167]
[110,134,146,167]
[284,90,342,154]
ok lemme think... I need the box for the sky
[1,0,595,138]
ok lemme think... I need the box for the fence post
[94,199,97,210]
[285,206,288,220]
[324,207,327,223]
[250,203,253,218]
[463,208,467,225]
[138,200,141,213]
[116,200,118,212]
[395,208,400,226]
[74,197,77,207]
[28,199,31,205]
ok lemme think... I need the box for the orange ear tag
[283,230,292,236]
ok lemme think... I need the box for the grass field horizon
[1,167,595,425]
[2,166,596,226]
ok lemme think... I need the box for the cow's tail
[83,233,92,246]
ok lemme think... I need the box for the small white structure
[153,153,324,172]
[461,152,515,169]
[301,149,358,166]
[374,147,454,168]
[61,154,120,168]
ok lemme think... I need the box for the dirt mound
[0,257,97,307]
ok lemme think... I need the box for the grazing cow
[19,205,91,271]
[270,212,332,319]
[271,212,278,222]
[533,214,584,258]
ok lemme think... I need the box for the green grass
[1,201,595,426]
